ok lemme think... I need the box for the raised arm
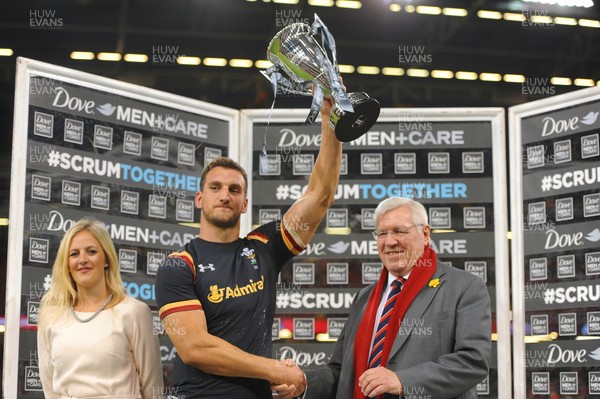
[163,309,305,391]
[283,96,342,245]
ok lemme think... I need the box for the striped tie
[368,277,405,368]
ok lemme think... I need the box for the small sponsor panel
[176,199,195,222]
[326,263,349,284]
[293,154,314,176]
[90,185,110,210]
[293,263,315,285]
[560,372,578,395]
[362,262,382,284]
[178,142,196,166]
[581,133,599,159]
[530,314,548,335]
[394,153,416,174]
[558,312,577,336]
[151,137,169,161]
[63,118,84,144]
[528,202,546,225]
[148,194,167,219]
[553,139,572,164]
[555,197,573,222]
[557,254,575,278]
[29,238,49,264]
[531,372,550,395]
[361,153,383,175]
[527,144,546,169]
[361,208,376,230]
[465,261,487,282]
[119,249,137,273]
[463,207,485,229]
[428,152,450,174]
[61,180,81,206]
[462,152,484,173]
[31,174,51,201]
[529,258,548,281]
[123,131,143,156]
[293,318,315,339]
[33,111,54,138]
[327,209,348,229]
[93,125,113,150]
[327,318,347,339]
[429,207,451,229]
[120,190,140,215]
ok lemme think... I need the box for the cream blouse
[37,296,164,399]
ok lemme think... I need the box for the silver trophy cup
[266,21,380,142]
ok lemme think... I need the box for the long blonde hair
[38,218,126,328]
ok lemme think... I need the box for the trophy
[263,15,380,142]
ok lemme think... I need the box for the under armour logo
[197,263,215,273]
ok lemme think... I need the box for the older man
[301,196,491,399]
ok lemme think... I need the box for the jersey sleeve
[248,220,306,270]
[155,250,202,320]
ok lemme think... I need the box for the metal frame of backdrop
[509,85,600,399]
[240,107,510,398]
[4,57,239,398]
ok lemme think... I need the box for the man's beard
[204,210,241,229]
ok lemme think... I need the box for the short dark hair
[200,157,248,193]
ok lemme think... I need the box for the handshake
[270,359,306,399]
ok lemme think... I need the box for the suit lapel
[389,265,447,358]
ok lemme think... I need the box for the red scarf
[352,245,437,399]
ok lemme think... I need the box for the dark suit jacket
[306,262,491,399]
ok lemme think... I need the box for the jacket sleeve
[395,277,491,399]
[127,301,165,399]
[37,324,59,398]
[304,325,344,399]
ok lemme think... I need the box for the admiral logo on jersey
[207,276,265,303]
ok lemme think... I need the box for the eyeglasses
[372,224,422,240]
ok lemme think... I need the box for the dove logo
[531,315,548,335]
[327,241,350,254]
[176,199,194,222]
[544,230,583,249]
[581,133,600,159]
[547,343,586,365]
[96,103,116,116]
[293,263,315,284]
[541,115,579,137]
[119,249,137,273]
[532,372,550,395]
[149,195,167,219]
[590,372,600,394]
[293,154,314,176]
[588,312,600,334]
[52,87,96,114]
[328,318,347,339]
[559,372,578,394]
[586,228,600,243]
[428,152,450,174]
[581,111,599,125]
[293,318,315,339]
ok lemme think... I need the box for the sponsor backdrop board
[509,86,600,398]
[5,58,238,398]
[240,108,509,397]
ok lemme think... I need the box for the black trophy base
[331,92,381,142]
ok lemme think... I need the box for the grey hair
[373,197,428,228]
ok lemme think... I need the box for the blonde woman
[37,218,163,398]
